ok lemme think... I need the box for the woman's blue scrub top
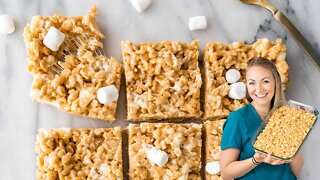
[221,103,297,180]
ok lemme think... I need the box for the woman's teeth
[255,93,267,98]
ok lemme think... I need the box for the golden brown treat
[254,106,316,159]
[23,6,122,121]
[128,123,202,179]
[204,120,225,180]
[122,40,202,121]
[203,38,289,120]
[35,127,123,180]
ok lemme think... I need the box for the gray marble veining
[0,0,319,179]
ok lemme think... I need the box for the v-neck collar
[248,103,264,124]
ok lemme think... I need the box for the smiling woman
[219,57,304,180]
[246,57,286,121]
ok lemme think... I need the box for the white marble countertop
[0,0,319,179]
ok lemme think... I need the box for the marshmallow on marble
[130,0,152,12]
[229,82,246,100]
[97,85,119,105]
[146,147,169,167]
[206,161,220,175]
[226,69,241,84]
[0,14,15,35]
[43,27,65,51]
[189,16,207,31]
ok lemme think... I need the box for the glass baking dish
[251,100,319,161]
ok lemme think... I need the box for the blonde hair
[245,57,286,109]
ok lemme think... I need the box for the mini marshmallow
[103,63,111,73]
[226,69,241,84]
[172,82,181,93]
[147,147,169,167]
[229,82,246,100]
[136,98,147,109]
[43,27,65,51]
[130,0,152,12]
[99,163,111,175]
[97,85,119,105]
[189,16,207,31]
[0,14,15,35]
[205,161,220,175]
[134,93,147,108]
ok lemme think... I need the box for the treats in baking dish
[253,101,318,160]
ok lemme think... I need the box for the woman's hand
[253,152,286,165]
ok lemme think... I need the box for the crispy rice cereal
[35,127,123,180]
[128,123,202,179]
[204,120,225,180]
[122,40,202,121]
[23,6,122,121]
[254,106,317,159]
[203,38,289,120]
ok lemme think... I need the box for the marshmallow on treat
[43,27,65,51]
[130,0,152,12]
[189,16,207,31]
[205,161,220,175]
[229,82,246,100]
[146,147,169,167]
[226,69,241,84]
[0,14,15,35]
[97,85,119,105]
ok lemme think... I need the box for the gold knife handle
[274,11,320,70]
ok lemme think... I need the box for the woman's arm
[220,149,286,180]
[289,151,304,176]
[220,148,258,180]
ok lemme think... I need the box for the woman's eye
[249,82,254,85]
[263,80,269,84]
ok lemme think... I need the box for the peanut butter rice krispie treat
[204,120,225,180]
[122,40,202,121]
[128,123,202,179]
[23,6,122,121]
[254,106,317,160]
[203,38,289,120]
[35,127,123,179]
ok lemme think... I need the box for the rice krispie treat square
[203,38,289,120]
[35,127,123,179]
[122,40,202,121]
[204,120,225,180]
[23,6,122,122]
[128,123,202,179]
